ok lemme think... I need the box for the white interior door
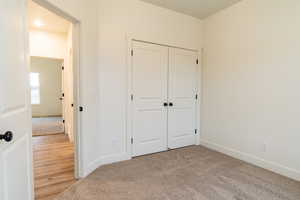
[131,41,168,157]
[63,28,74,142]
[61,62,66,131]
[0,0,33,200]
[168,48,198,149]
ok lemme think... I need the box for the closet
[131,41,198,157]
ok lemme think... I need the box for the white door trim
[125,35,201,159]
[30,0,83,178]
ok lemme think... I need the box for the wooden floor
[33,134,77,200]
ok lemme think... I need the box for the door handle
[169,102,174,107]
[0,131,13,142]
[163,102,168,107]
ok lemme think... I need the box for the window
[30,73,40,104]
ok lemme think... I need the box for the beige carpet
[32,117,64,136]
[56,146,300,200]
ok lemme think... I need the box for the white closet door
[168,48,198,149]
[132,41,168,157]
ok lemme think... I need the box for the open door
[0,0,34,200]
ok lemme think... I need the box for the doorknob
[0,131,13,142]
[169,102,174,107]
[163,102,168,107]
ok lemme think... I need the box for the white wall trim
[85,154,131,177]
[100,153,131,166]
[201,140,300,182]
[72,22,82,179]
[84,157,102,177]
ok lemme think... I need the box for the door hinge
[131,138,133,144]
[63,120,65,124]
[195,94,198,100]
[131,50,133,56]
[62,65,64,70]
[62,93,65,97]
[196,59,199,65]
[195,129,198,134]
[131,94,134,101]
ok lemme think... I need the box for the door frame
[30,0,82,178]
[125,35,201,158]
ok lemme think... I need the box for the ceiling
[28,0,70,33]
[28,0,241,34]
[140,0,242,19]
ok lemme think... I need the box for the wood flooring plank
[33,134,77,200]
[35,171,75,189]
[35,180,77,200]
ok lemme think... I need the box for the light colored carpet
[56,146,300,200]
[32,117,64,136]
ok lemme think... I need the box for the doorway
[30,57,64,137]
[28,1,79,199]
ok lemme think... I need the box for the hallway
[32,117,64,137]
[33,134,76,200]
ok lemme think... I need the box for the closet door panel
[132,41,168,157]
[168,48,198,149]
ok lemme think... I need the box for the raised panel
[1,135,32,200]
[133,43,167,99]
[169,108,195,134]
[133,109,167,156]
[0,0,27,116]
[169,50,197,99]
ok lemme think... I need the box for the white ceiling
[140,0,242,19]
[28,0,70,33]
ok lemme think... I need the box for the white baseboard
[200,140,300,182]
[82,141,300,182]
[83,153,131,177]
[100,153,131,166]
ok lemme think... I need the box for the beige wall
[37,0,300,180]
[98,0,202,159]
[29,29,66,117]
[202,0,300,180]
[45,0,99,177]
[30,29,67,59]
[31,56,63,117]
[40,0,201,177]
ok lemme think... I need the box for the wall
[202,0,300,181]
[36,0,99,177]
[39,0,202,177]
[31,57,63,117]
[30,29,67,59]
[97,0,202,166]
